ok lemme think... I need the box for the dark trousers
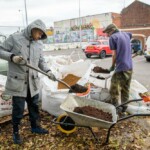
[12,89,39,133]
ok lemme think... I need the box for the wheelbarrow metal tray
[60,95,118,129]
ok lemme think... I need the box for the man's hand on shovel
[12,55,24,64]
[47,71,56,81]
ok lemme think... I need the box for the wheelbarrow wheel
[57,113,76,134]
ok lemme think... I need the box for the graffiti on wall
[52,13,113,43]
[51,29,94,43]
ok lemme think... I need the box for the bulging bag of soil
[0,75,12,118]
[93,66,110,74]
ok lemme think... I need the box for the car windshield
[89,42,100,45]
[101,41,109,45]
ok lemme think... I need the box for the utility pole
[79,0,82,48]
[24,0,28,26]
[123,0,126,8]
[18,10,25,28]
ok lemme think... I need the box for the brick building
[121,0,150,48]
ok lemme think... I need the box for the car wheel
[146,58,150,62]
[99,50,106,59]
[86,54,91,58]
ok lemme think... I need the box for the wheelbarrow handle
[116,99,143,109]
[19,59,72,90]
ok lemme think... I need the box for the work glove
[109,65,115,72]
[47,71,56,81]
[12,56,24,64]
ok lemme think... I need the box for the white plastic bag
[0,74,28,118]
[0,75,12,117]
[129,79,148,100]
[90,87,111,102]
[127,104,150,114]
[41,87,68,116]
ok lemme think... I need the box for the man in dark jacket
[0,19,56,144]
[103,23,133,115]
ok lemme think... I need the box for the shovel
[19,60,72,90]
[19,60,88,93]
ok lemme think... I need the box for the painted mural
[52,13,113,43]
[52,29,94,43]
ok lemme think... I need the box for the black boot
[13,132,22,144]
[31,121,49,134]
[12,125,22,144]
[31,127,49,134]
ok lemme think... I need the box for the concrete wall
[43,42,88,51]
[54,12,113,33]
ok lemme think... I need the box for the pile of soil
[58,74,81,89]
[93,66,110,74]
[69,84,88,93]
[74,106,112,122]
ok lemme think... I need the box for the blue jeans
[12,89,39,133]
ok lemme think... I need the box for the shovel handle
[26,63,49,77]
[21,60,72,90]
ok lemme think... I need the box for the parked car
[81,42,91,51]
[82,44,88,51]
[84,40,112,58]
[144,36,150,62]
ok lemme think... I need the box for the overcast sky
[0,0,150,35]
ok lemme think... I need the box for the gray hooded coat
[0,19,49,97]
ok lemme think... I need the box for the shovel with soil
[57,74,88,93]
[19,60,88,94]
[93,66,110,74]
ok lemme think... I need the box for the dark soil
[74,106,112,122]
[69,84,88,93]
[93,66,110,74]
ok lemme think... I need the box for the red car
[84,40,112,58]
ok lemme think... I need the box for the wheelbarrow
[52,94,150,144]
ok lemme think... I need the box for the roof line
[54,12,119,23]
[121,27,150,31]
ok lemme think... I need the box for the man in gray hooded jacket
[0,19,56,144]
